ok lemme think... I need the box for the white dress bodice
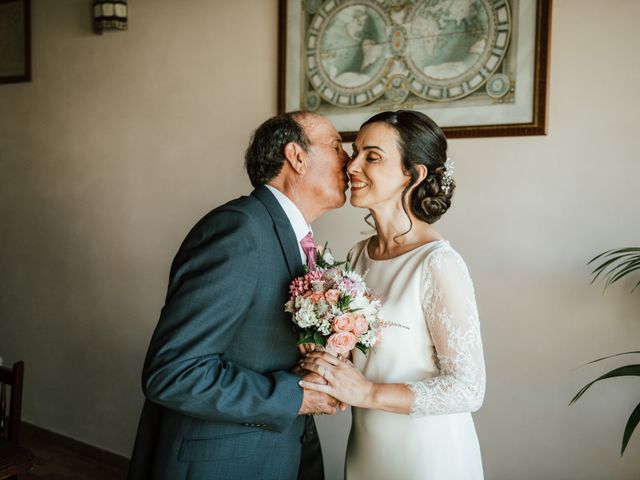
[344,238,485,480]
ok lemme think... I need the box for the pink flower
[305,270,324,282]
[324,289,341,305]
[327,332,358,354]
[352,314,369,336]
[289,277,306,297]
[333,313,356,333]
[310,292,324,303]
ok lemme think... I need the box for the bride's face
[347,122,412,210]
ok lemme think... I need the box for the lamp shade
[93,0,127,33]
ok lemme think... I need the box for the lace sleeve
[406,246,486,417]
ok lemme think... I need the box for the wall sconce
[93,0,127,33]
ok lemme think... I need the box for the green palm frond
[584,351,640,365]
[570,247,640,456]
[622,402,640,455]
[589,248,640,291]
[569,364,640,405]
[570,361,640,456]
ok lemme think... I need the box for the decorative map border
[278,0,551,139]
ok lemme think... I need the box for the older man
[128,112,349,480]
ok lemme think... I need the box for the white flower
[295,299,318,328]
[316,299,331,316]
[321,249,335,266]
[359,329,379,347]
[284,299,294,313]
[319,317,332,335]
[349,295,378,317]
[345,270,363,283]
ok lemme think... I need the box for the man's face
[301,115,349,212]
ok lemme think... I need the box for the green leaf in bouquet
[355,343,369,355]
[313,331,327,346]
[297,329,316,345]
[338,294,352,311]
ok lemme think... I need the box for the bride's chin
[349,196,368,208]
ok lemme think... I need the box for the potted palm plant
[570,247,640,455]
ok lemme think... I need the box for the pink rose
[324,289,341,305]
[326,332,358,355]
[310,292,324,303]
[333,313,356,333]
[352,314,369,336]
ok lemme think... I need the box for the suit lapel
[252,186,304,278]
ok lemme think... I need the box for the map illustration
[302,0,513,111]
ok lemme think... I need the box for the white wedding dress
[345,238,485,480]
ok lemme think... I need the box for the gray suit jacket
[128,186,323,480]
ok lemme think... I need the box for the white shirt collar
[265,185,312,245]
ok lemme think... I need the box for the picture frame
[0,0,31,84]
[278,0,552,140]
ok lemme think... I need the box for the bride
[299,110,485,479]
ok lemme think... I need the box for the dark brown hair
[361,110,454,227]
[244,111,311,187]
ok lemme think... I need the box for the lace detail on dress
[407,244,486,417]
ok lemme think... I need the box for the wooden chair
[0,361,33,479]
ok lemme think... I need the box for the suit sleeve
[142,209,303,432]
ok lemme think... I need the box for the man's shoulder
[189,193,267,234]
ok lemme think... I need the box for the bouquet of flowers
[285,245,384,355]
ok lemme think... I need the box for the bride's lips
[350,178,368,191]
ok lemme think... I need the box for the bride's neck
[368,206,440,257]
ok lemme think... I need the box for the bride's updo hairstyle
[361,110,454,225]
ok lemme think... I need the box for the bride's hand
[297,343,323,355]
[298,351,374,409]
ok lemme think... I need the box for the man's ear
[284,142,307,175]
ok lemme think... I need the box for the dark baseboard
[22,421,130,472]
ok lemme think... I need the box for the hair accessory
[441,157,455,194]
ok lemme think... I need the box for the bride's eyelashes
[349,148,381,163]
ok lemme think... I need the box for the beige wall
[1,1,639,479]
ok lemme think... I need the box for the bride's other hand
[298,352,374,408]
[297,343,323,355]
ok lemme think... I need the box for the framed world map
[278,0,551,139]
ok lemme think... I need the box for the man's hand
[298,373,338,415]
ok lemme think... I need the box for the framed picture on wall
[278,0,552,140]
[0,0,31,84]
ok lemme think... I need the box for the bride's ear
[284,142,307,175]
[415,164,428,183]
